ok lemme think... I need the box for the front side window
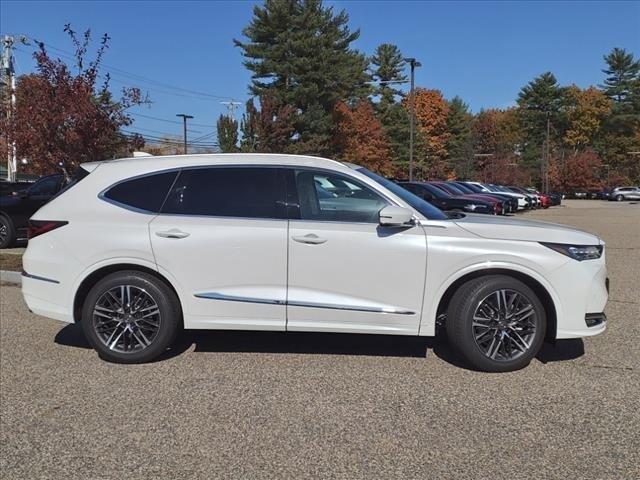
[294,170,388,223]
[103,171,178,213]
[162,167,283,218]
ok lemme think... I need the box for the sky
[1,0,639,145]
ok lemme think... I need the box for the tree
[409,88,450,158]
[235,0,370,156]
[601,48,640,105]
[370,44,409,168]
[216,115,239,152]
[0,25,147,175]
[445,96,473,177]
[401,89,450,179]
[370,44,406,105]
[239,93,295,153]
[562,86,611,152]
[560,150,603,191]
[333,99,393,175]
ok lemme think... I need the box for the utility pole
[404,57,421,181]
[544,111,550,194]
[176,114,194,154]
[2,35,17,181]
[220,100,242,121]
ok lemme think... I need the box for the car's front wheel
[446,275,546,372]
[616,194,624,202]
[81,271,181,363]
[0,215,16,249]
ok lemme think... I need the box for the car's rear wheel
[446,275,546,372]
[81,271,181,363]
[0,215,16,249]
[616,194,624,202]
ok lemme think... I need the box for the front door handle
[156,229,190,239]
[292,233,327,245]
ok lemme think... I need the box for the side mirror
[379,205,415,227]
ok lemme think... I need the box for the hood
[454,214,601,244]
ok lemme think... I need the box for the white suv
[22,154,608,372]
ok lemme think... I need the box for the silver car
[609,186,640,202]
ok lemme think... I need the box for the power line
[17,36,238,101]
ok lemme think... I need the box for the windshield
[357,168,447,220]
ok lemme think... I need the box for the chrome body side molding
[194,292,415,315]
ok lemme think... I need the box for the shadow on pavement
[54,324,583,368]
[536,339,585,363]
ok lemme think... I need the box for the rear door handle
[156,229,190,239]
[292,233,327,245]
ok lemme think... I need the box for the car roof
[82,153,351,174]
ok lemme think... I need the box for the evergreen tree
[370,44,406,105]
[234,0,370,155]
[445,96,473,177]
[369,43,409,167]
[240,98,259,152]
[216,114,239,152]
[517,72,564,179]
[601,48,640,106]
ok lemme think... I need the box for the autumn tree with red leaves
[240,93,295,153]
[333,100,394,175]
[0,25,147,176]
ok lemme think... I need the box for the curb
[0,270,22,285]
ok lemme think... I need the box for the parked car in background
[22,153,608,372]
[399,181,502,215]
[461,182,529,210]
[0,174,66,248]
[0,179,34,197]
[449,181,519,213]
[609,186,640,202]
[428,181,511,214]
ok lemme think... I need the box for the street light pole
[404,57,421,181]
[176,113,194,154]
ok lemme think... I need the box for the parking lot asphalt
[1,200,639,479]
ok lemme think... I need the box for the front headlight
[540,242,603,261]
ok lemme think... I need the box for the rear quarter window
[103,171,178,213]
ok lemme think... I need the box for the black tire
[446,275,546,372]
[0,215,16,249]
[616,194,624,202]
[81,270,181,363]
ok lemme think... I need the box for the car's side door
[149,166,289,331]
[285,168,427,335]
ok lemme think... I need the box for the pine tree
[445,96,473,177]
[601,48,640,106]
[216,115,239,152]
[370,44,406,105]
[234,0,370,155]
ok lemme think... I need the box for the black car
[399,181,501,215]
[0,174,66,248]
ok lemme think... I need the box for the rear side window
[103,171,178,213]
[161,167,283,218]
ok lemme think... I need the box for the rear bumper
[22,273,74,323]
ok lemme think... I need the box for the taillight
[27,220,68,239]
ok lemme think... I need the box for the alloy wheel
[0,223,7,246]
[472,289,537,362]
[92,285,161,353]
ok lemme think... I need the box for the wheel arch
[72,263,182,324]
[434,268,558,342]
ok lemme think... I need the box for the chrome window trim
[97,163,407,219]
[21,271,60,284]
[194,291,415,315]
